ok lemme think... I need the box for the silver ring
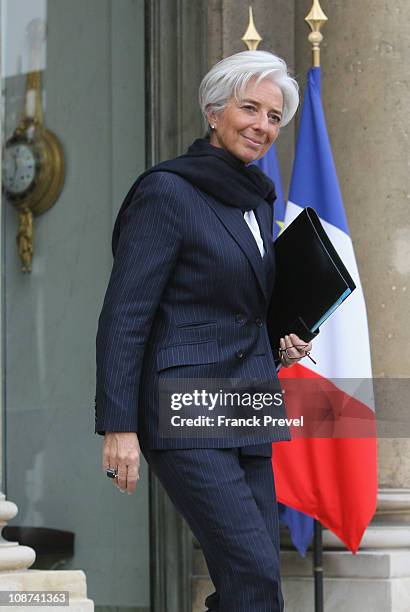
[106,467,118,479]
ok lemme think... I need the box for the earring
[211,124,215,129]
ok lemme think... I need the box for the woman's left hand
[279,333,313,368]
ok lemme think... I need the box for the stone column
[280,1,410,609]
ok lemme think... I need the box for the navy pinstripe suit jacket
[95,171,291,452]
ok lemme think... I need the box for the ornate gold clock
[2,20,65,273]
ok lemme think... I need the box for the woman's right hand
[279,333,313,368]
[102,432,141,495]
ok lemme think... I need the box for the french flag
[270,67,378,553]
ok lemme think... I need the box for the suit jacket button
[235,349,245,359]
[235,314,245,325]
[255,317,263,327]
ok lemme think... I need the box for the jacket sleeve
[95,172,182,435]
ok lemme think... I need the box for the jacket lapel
[197,189,270,301]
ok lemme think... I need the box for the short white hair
[199,50,299,131]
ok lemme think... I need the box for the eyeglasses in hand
[278,344,317,365]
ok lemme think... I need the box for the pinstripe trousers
[142,445,284,612]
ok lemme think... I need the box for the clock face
[3,142,37,196]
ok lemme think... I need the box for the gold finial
[305,0,328,67]
[241,7,262,50]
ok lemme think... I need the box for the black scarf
[112,137,276,255]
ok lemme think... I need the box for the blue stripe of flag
[289,67,349,236]
[278,503,314,557]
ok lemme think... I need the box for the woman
[95,50,312,612]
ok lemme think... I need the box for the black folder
[267,207,356,352]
